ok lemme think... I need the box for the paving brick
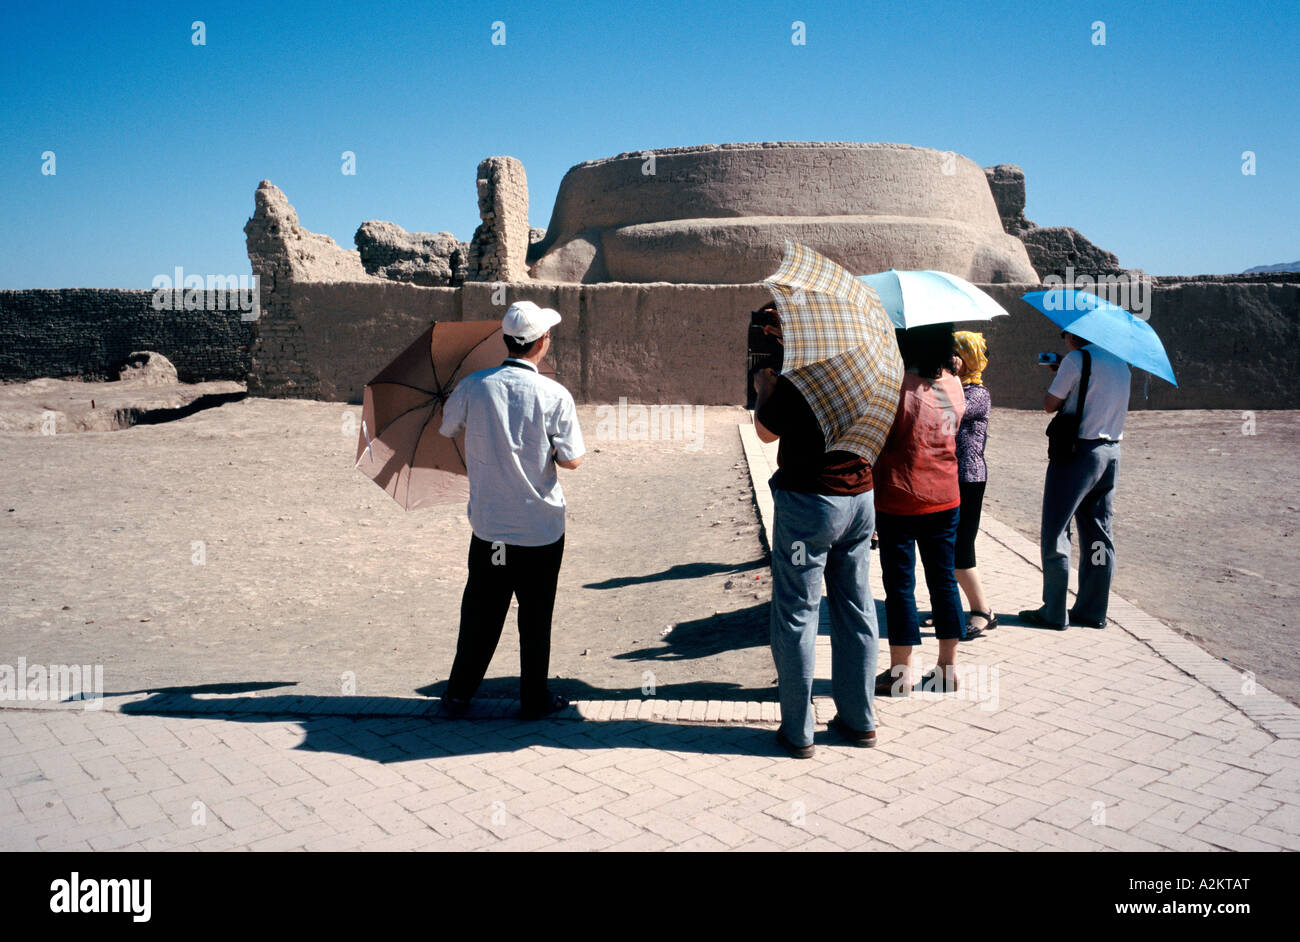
[1070,822,1166,852]
[414,804,481,839]
[491,826,569,851]
[301,823,386,851]
[575,808,644,843]
[1128,820,1220,851]
[960,817,1047,852]
[111,793,168,828]
[1185,823,1281,852]
[845,814,925,850]
[360,801,428,836]
[214,794,281,830]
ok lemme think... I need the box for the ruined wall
[288,281,460,402]
[467,157,531,282]
[274,280,767,404]
[0,289,252,384]
[355,220,468,286]
[11,279,1294,412]
[241,176,1297,411]
[250,277,1299,410]
[975,281,1300,410]
[983,162,1127,280]
[243,180,383,397]
[983,164,1033,235]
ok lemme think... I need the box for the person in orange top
[873,323,968,695]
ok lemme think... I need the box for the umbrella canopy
[858,269,1011,329]
[355,320,555,510]
[764,241,904,464]
[1022,289,1177,386]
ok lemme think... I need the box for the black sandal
[875,667,910,697]
[969,610,998,632]
[916,667,960,693]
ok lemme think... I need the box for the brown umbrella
[355,320,555,510]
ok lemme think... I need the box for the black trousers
[954,480,986,570]
[445,533,565,707]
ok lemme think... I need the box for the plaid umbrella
[764,240,903,463]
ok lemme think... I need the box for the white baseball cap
[502,300,562,344]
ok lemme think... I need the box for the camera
[1037,352,1061,367]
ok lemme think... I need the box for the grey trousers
[769,487,878,748]
[1040,441,1121,624]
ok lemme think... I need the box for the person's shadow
[95,592,900,763]
[105,681,802,762]
[581,558,767,590]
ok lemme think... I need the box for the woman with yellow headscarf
[951,331,996,634]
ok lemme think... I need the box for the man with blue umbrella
[1016,288,1177,631]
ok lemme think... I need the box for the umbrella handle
[361,419,375,463]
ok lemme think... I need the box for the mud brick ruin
[3,141,1296,408]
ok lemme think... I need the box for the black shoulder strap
[1075,349,1092,427]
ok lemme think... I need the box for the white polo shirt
[1048,344,1131,441]
[439,359,585,546]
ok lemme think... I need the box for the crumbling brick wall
[467,157,531,282]
[0,289,252,383]
[243,179,373,397]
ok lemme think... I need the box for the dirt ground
[985,408,1300,706]
[0,400,776,704]
[2,396,1297,708]
[0,375,245,434]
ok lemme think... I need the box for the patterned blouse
[956,383,990,483]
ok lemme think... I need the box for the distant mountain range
[1243,260,1300,273]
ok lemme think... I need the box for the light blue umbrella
[1022,289,1177,386]
[857,269,1011,329]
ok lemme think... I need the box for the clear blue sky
[1,0,1296,287]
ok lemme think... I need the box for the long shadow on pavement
[115,688,803,761]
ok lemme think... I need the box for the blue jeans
[769,487,879,748]
[1040,441,1120,624]
[876,506,966,647]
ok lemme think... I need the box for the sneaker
[827,715,877,747]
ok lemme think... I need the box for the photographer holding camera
[1020,331,1131,631]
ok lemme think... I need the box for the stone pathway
[2,423,1297,851]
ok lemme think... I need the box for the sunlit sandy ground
[2,398,1295,706]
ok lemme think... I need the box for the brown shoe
[827,715,877,747]
[775,729,815,759]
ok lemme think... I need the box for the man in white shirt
[437,301,585,719]
[1021,332,1131,630]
